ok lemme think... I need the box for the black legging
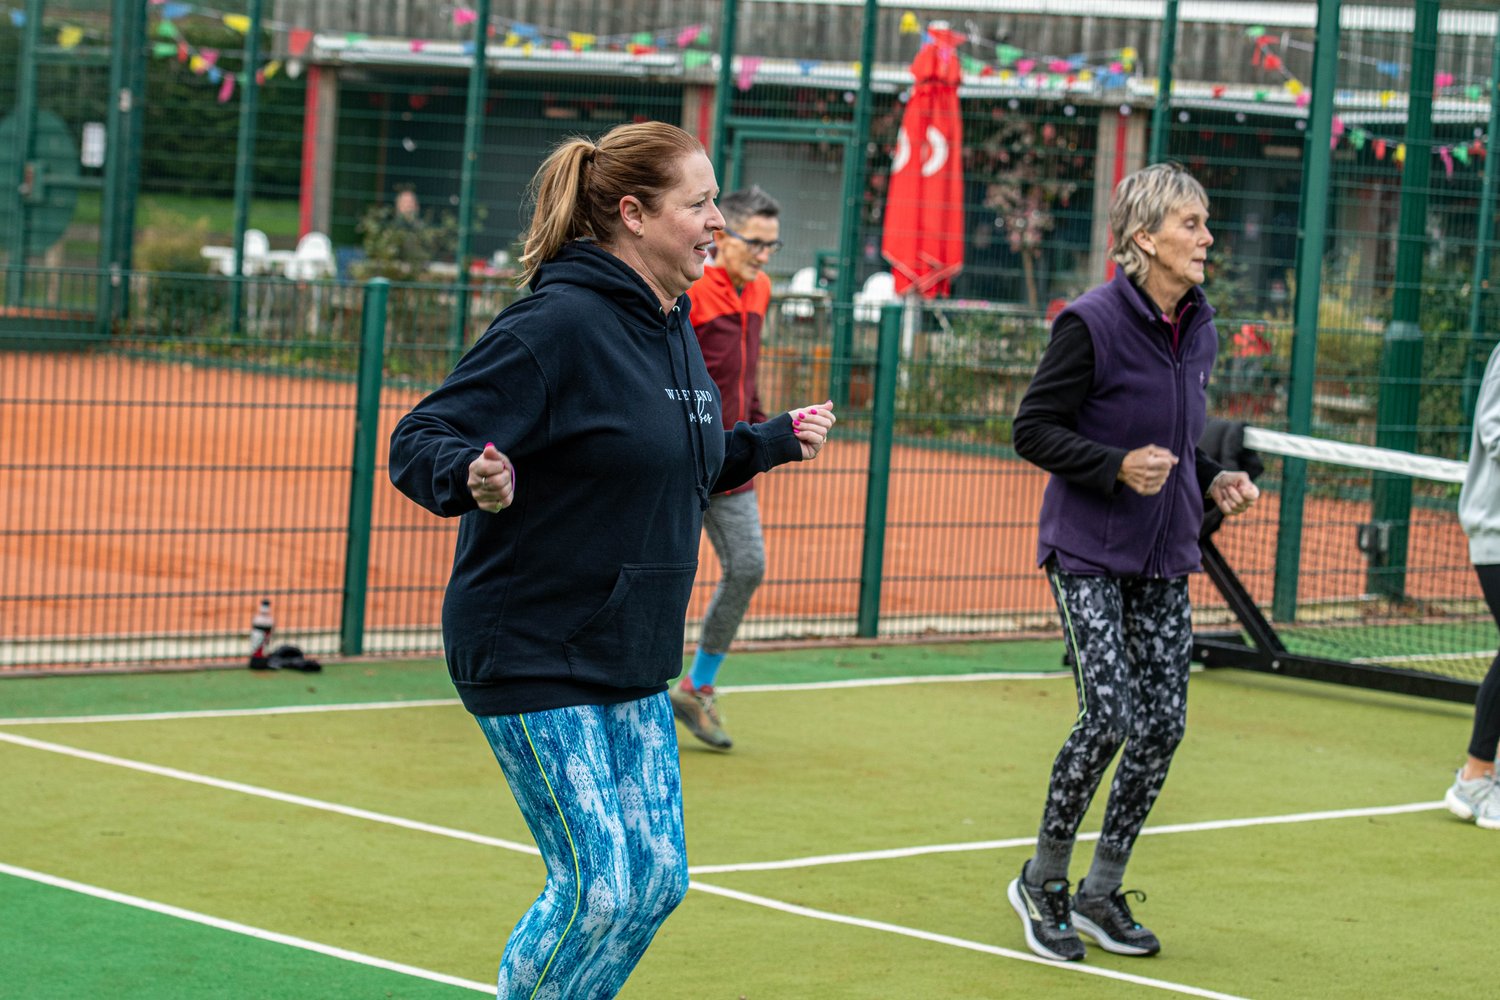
[1468,564,1500,762]
[1039,569,1193,856]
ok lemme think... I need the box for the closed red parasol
[881,24,966,298]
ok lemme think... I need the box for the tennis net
[1193,426,1489,703]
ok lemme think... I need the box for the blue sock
[689,649,727,689]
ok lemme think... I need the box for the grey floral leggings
[1039,567,1193,856]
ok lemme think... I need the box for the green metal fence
[3,2,1500,671]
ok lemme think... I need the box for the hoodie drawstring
[665,307,712,510]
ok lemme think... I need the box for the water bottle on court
[248,599,274,670]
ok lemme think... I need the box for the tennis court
[0,641,1484,999]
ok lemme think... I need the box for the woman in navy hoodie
[1005,163,1258,964]
[389,121,836,998]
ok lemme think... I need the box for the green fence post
[5,0,43,306]
[449,0,490,365]
[711,0,740,175]
[856,302,902,637]
[342,278,388,656]
[1272,0,1341,622]
[227,0,264,336]
[1147,0,1179,165]
[1462,35,1500,428]
[1369,0,1440,600]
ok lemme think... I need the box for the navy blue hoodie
[389,241,803,715]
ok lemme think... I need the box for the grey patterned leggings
[699,490,766,654]
[1039,568,1193,856]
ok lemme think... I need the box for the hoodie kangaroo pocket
[563,562,697,688]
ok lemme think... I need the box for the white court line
[0,698,463,726]
[689,801,1446,873]
[689,879,1249,1000]
[5,724,1443,877]
[0,671,1067,726]
[0,861,492,994]
[0,731,540,857]
[0,727,1435,1000]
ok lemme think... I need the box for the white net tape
[1241,427,1467,485]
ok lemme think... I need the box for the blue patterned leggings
[475,693,689,1000]
[1040,569,1193,856]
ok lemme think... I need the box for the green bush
[133,215,225,340]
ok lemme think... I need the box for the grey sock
[1081,844,1130,899]
[1026,835,1075,886]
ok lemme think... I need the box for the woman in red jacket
[672,186,785,750]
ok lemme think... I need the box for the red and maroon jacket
[688,264,771,495]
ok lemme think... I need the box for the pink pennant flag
[676,25,701,48]
[1015,58,1035,75]
[736,55,763,91]
[217,72,235,102]
[1294,91,1310,107]
[201,48,220,68]
[410,39,426,52]
[1047,59,1071,73]
[452,8,476,27]
[1434,72,1455,89]
[1331,115,1344,149]
[1440,146,1454,177]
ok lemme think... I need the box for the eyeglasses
[721,227,784,256]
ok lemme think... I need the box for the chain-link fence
[2,1,1498,670]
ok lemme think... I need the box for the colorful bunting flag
[222,14,250,34]
[736,55,763,91]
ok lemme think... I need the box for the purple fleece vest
[1036,270,1218,578]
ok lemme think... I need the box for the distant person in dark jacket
[387,121,837,999]
[1006,162,1258,963]
[673,185,784,750]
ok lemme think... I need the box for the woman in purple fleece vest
[1004,163,1259,964]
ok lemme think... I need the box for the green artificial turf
[0,874,477,1000]
[0,649,1482,999]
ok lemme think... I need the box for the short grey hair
[717,185,781,229]
[1109,162,1209,283]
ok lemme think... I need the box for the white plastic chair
[241,229,271,275]
[283,231,336,280]
[200,229,272,276]
[779,266,822,320]
[853,270,896,323]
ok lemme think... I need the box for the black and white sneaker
[1072,882,1162,956]
[1007,864,1086,962]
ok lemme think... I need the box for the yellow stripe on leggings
[521,713,583,1000]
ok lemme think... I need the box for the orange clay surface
[0,352,1474,653]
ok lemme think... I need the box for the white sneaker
[1444,771,1500,830]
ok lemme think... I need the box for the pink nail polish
[486,441,495,449]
